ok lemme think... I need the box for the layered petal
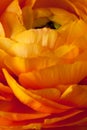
[0,0,87,129]
[59,85,87,107]
[3,69,72,113]
[19,61,87,89]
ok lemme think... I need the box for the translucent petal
[4,55,59,75]
[19,61,87,89]
[12,28,58,50]
[0,37,46,58]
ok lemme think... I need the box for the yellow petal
[4,55,59,75]
[0,37,44,58]
[0,0,25,37]
[0,49,7,69]
[49,8,77,25]
[6,0,22,18]
[12,28,58,50]
[19,61,87,89]
[0,22,5,37]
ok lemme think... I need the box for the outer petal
[0,0,12,15]
[3,69,72,113]
[0,0,25,37]
[0,83,13,101]
[59,85,87,108]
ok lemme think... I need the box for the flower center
[35,21,61,29]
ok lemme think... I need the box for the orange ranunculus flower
[0,0,87,129]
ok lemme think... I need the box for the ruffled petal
[4,55,59,75]
[19,61,87,89]
[3,69,72,113]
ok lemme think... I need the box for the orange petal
[76,50,87,61]
[0,116,42,127]
[0,111,49,121]
[0,0,12,15]
[0,72,7,84]
[55,19,87,48]
[0,37,43,57]
[49,8,77,25]
[68,20,87,40]
[44,111,87,127]
[0,37,14,54]
[0,83,12,94]
[0,97,49,121]
[69,0,87,22]
[0,49,7,69]
[54,44,79,59]
[59,84,87,108]
[30,88,61,102]
[19,61,87,89]
[44,109,83,125]
[4,54,61,75]
[6,0,22,17]
[12,28,58,50]
[0,0,25,37]
[3,69,71,113]
[22,6,33,29]
[33,0,79,16]
[1,12,25,37]
[0,22,5,37]
[24,0,36,7]
[0,83,13,101]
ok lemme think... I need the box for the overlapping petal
[0,0,87,129]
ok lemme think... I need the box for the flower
[0,0,87,129]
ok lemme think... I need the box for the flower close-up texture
[0,0,87,130]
